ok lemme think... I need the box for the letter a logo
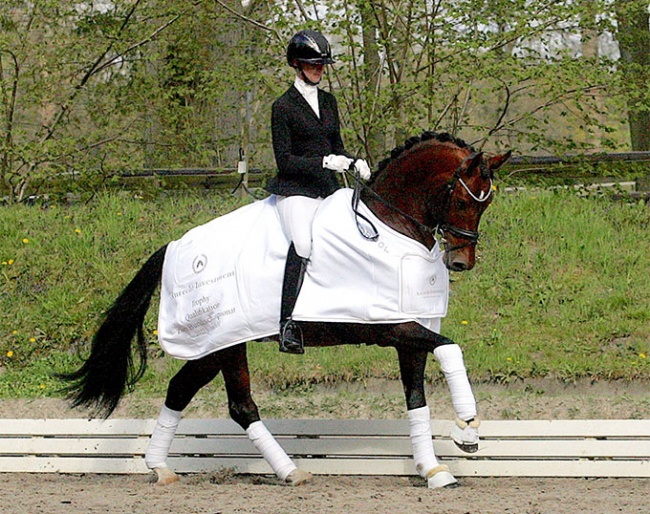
[192,254,208,274]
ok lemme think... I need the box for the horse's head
[435,149,511,271]
[365,132,511,272]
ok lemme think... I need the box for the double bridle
[349,156,493,251]
[437,165,493,251]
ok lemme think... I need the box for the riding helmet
[286,30,334,67]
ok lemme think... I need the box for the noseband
[350,156,493,252]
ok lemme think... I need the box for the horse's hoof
[426,465,458,489]
[152,466,180,485]
[285,469,313,486]
[454,441,479,453]
[450,417,480,453]
[442,478,461,489]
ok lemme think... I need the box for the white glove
[353,159,371,180]
[323,154,354,173]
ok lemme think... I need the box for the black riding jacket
[266,85,352,199]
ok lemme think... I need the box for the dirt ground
[1,379,649,514]
[1,473,648,514]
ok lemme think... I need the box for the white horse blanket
[158,189,448,359]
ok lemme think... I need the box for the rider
[267,29,371,354]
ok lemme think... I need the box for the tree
[2,0,645,201]
[0,0,190,202]
[282,1,620,160]
[614,0,650,151]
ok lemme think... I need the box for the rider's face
[300,63,325,84]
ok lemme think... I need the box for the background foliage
[1,1,650,202]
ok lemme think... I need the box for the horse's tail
[59,245,168,418]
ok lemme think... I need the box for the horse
[60,131,511,489]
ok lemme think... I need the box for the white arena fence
[0,418,648,478]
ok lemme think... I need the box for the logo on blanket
[192,254,208,274]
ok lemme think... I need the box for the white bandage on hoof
[246,421,297,482]
[408,406,440,479]
[433,344,478,422]
[426,465,459,489]
[145,405,182,470]
[450,417,480,453]
[285,468,313,486]
[151,466,180,486]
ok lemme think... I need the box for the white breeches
[276,195,322,258]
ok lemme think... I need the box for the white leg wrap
[434,344,477,421]
[407,406,439,478]
[246,421,297,481]
[145,405,182,470]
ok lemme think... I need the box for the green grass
[0,188,648,398]
[446,189,650,382]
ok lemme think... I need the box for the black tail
[59,245,168,418]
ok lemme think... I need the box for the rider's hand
[323,154,354,173]
[353,159,371,180]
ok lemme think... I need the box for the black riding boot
[279,243,307,354]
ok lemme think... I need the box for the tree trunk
[615,1,650,151]
[359,2,385,165]
[580,0,603,149]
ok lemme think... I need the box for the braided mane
[376,131,473,173]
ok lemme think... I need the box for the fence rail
[122,151,650,178]
[1,418,648,478]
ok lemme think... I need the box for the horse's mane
[369,131,475,185]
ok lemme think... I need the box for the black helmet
[286,30,334,67]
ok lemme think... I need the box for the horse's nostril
[451,261,468,272]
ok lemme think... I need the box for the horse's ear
[487,150,512,172]
[459,152,483,176]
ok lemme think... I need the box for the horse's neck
[363,166,441,249]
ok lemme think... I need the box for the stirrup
[279,320,304,354]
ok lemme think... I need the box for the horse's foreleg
[222,344,312,486]
[397,348,458,489]
[146,352,223,484]
[433,343,480,453]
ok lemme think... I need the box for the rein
[347,157,493,250]
[350,172,433,242]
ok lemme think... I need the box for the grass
[0,187,648,398]
[446,189,650,382]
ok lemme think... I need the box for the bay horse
[60,132,510,489]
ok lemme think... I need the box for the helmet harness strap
[297,63,322,86]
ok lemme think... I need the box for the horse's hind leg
[222,344,312,486]
[397,348,458,489]
[146,351,223,484]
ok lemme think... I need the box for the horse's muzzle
[443,250,475,272]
